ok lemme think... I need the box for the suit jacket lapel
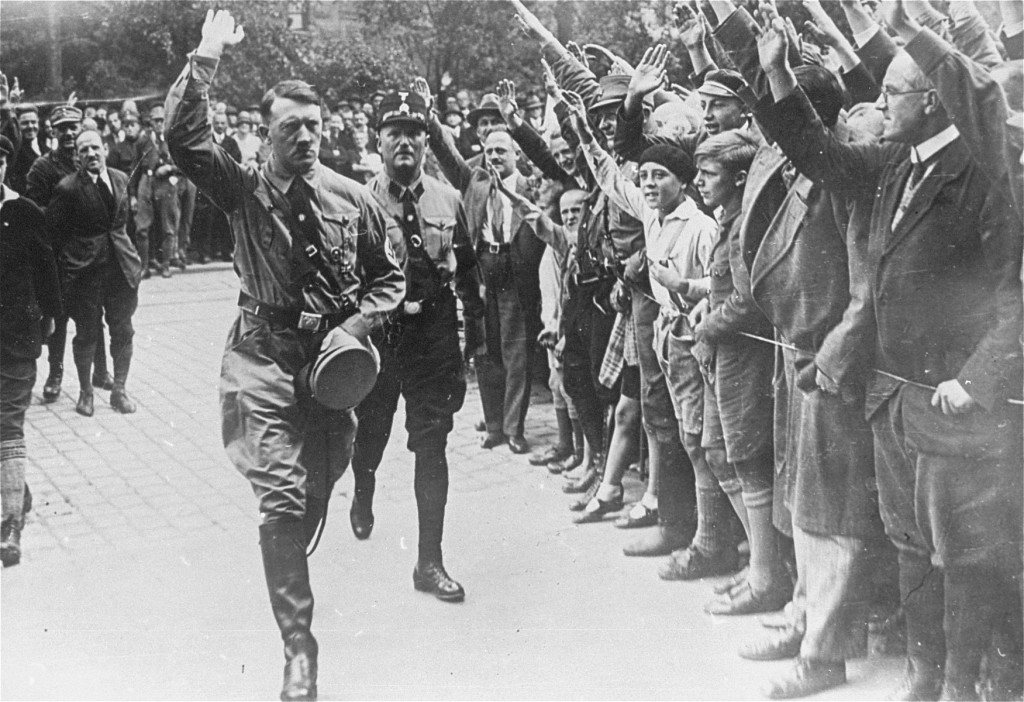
[509,174,529,242]
[885,142,968,253]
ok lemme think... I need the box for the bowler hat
[376,91,429,130]
[467,93,503,127]
[0,136,14,157]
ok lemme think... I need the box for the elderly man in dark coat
[46,129,143,417]
[759,11,1023,700]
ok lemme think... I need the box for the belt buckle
[298,311,322,331]
[488,242,502,254]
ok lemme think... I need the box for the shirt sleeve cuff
[853,25,880,49]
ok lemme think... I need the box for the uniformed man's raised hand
[411,76,434,111]
[198,9,245,60]
[565,42,590,70]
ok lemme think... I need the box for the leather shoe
[623,526,691,557]
[413,561,465,602]
[508,435,530,454]
[573,491,624,524]
[529,445,572,466]
[713,565,749,596]
[704,579,791,616]
[615,503,659,529]
[659,544,739,581]
[738,626,803,661]
[764,658,846,699]
[281,633,318,701]
[1,519,21,568]
[42,368,63,403]
[548,451,583,474]
[569,476,602,511]
[562,466,597,494]
[91,371,114,391]
[480,431,506,449]
[349,496,374,540]
[76,391,95,417]
[110,389,137,414]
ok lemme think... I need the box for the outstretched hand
[756,0,790,74]
[566,41,590,70]
[801,0,846,49]
[496,79,519,122]
[629,44,669,99]
[411,76,434,111]
[879,0,915,34]
[540,58,564,104]
[561,90,594,144]
[509,0,556,44]
[198,9,245,59]
[674,1,708,49]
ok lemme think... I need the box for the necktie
[892,160,928,230]
[400,188,423,247]
[97,176,116,217]
[488,181,505,243]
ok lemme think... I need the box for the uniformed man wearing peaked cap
[164,10,404,700]
[351,89,485,603]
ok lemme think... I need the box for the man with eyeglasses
[758,8,1022,700]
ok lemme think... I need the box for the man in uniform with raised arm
[164,10,404,701]
[349,88,485,603]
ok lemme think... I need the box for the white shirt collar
[1,185,19,204]
[501,170,519,191]
[87,168,113,191]
[911,124,960,164]
[663,196,698,223]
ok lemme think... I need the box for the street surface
[2,263,903,700]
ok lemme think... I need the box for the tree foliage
[0,0,868,108]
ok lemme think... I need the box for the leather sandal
[615,502,659,529]
[704,579,792,616]
[658,544,740,581]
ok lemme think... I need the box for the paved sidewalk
[2,264,903,700]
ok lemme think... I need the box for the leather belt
[238,291,356,332]
[479,241,511,255]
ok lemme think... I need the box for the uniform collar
[911,124,959,165]
[264,156,323,198]
[385,173,425,202]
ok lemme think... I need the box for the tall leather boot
[412,448,463,602]
[259,520,318,701]
[42,360,63,403]
[892,551,945,701]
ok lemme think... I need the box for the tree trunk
[46,2,62,99]
[554,0,576,46]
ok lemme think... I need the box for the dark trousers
[65,259,138,389]
[352,292,466,560]
[561,282,618,454]
[476,285,533,438]
[1,357,34,524]
[872,384,1023,692]
[46,260,108,377]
